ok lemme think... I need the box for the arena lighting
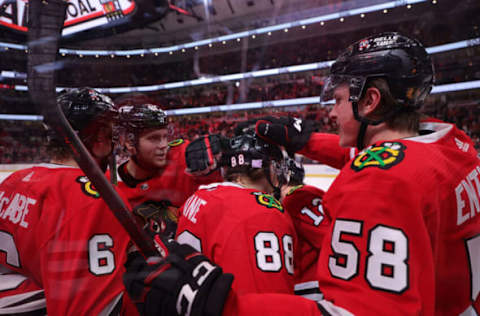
[168,96,321,115]
[3,80,480,121]
[8,38,480,94]
[426,38,480,54]
[0,0,429,56]
[0,70,26,79]
[0,114,44,121]
[167,80,480,115]
[430,80,480,94]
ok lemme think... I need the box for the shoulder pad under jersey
[286,184,304,196]
[168,139,184,147]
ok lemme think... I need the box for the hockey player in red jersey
[113,104,222,239]
[115,103,194,208]
[175,130,296,296]
[280,158,328,301]
[0,88,139,315]
[245,32,480,315]
[122,32,480,316]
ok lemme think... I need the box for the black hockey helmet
[47,88,116,171]
[321,32,434,108]
[223,130,288,198]
[56,87,116,131]
[286,157,305,186]
[223,130,284,169]
[116,104,167,132]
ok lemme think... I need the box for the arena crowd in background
[0,102,478,164]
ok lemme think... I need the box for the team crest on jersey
[252,192,283,212]
[76,176,100,198]
[351,142,406,172]
[168,139,184,147]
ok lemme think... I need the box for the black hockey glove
[185,134,229,176]
[123,241,234,316]
[236,116,315,155]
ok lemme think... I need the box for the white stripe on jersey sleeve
[0,289,45,314]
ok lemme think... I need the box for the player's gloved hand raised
[235,116,316,155]
[256,116,315,155]
[185,134,229,176]
[123,241,234,316]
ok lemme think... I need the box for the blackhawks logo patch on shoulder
[168,139,184,147]
[287,184,304,196]
[351,142,406,172]
[251,192,283,212]
[76,176,100,198]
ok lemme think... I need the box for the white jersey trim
[459,305,477,316]
[407,121,453,144]
[37,163,79,170]
[294,280,319,291]
[198,181,245,190]
[317,299,355,316]
[0,289,45,314]
[294,281,324,301]
[98,292,123,316]
[348,147,357,160]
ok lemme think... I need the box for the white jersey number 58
[329,219,408,293]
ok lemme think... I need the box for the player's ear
[125,139,137,155]
[359,86,381,116]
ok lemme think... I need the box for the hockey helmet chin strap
[266,168,282,200]
[265,160,287,201]
[352,101,406,150]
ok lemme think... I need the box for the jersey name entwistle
[456,165,480,226]
[0,191,35,228]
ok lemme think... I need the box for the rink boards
[0,164,339,191]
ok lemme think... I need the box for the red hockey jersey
[299,133,355,170]
[312,120,480,315]
[282,184,328,300]
[0,164,135,315]
[115,139,222,209]
[223,120,480,315]
[176,182,297,295]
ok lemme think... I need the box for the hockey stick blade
[26,0,158,258]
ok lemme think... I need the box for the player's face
[136,128,169,168]
[265,162,283,194]
[328,84,360,147]
[90,123,113,163]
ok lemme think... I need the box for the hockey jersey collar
[38,163,79,169]
[117,161,152,188]
[404,121,453,144]
[198,182,246,190]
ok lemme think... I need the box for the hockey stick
[26,0,158,258]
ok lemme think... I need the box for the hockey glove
[123,241,234,316]
[254,116,316,155]
[185,134,229,176]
